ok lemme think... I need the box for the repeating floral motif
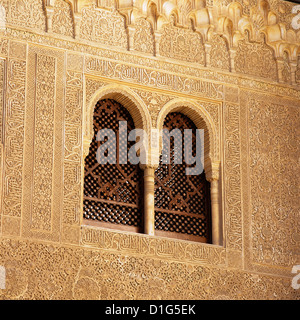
[2,28,299,99]
[21,46,64,242]
[52,0,74,38]
[209,34,230,71]
[0,1,298,84]
[133,18,155,55]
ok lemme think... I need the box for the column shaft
[144,167,155,236]
[210,179,221,246]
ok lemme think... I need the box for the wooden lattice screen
[154,112,211,243]
[83,99,143,232]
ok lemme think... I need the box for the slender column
[206,163,221,246]
[209,178,221,246]
[143,166,155,236]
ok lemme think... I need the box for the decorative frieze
[84,57,224,100]
[81,226,226,266]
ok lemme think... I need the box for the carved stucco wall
[0,0,299,300]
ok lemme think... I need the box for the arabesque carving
[133,18,155,55]
[52,0,75,37]
[0,0,46,31]
[79,5,128,49]
[159,19,205,65]
[234,36,277,81]
[0,0,299,301]
[209,34,230,71]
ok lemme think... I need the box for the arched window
[154,112,211,243]
[83,99,143,233]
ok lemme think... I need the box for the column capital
[139,163,159,171]
[205,161,220,182]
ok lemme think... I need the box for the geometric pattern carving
[83,99,143,232]
[235,38,277,81]
[159,21,205,65]
[80,6,128,49]
[154,112,211,243]
[52,0,74,38]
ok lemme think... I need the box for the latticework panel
[83,99,143,231]
[154,112,211,242]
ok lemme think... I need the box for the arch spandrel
[84,84,152,159]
